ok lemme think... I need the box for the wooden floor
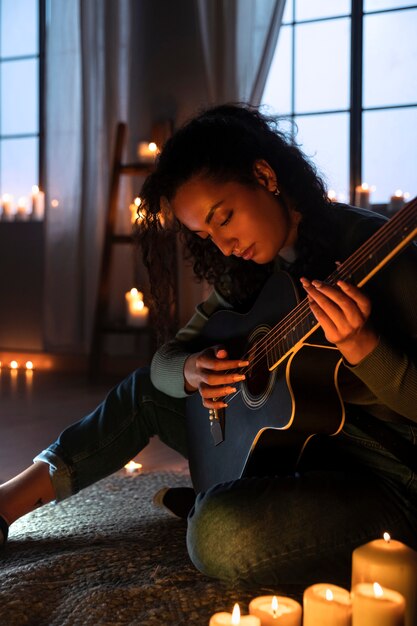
[0,368,188,484]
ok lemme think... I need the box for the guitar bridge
[209,408,225,445]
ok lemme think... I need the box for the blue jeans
[36,368,417,587]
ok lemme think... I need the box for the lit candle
[303,584,352,626]
[31,185,45,220]
[354,183,371,210]
[15,196,29,221]
[10,360,19,397]
[352,533,417,626]
[137,141,159,164]
[210,603,261,626]
[388,190,406,214]
[125,288,149,327]
[25,361,34,400]
[352,582,405,626]
[129,196,143,224]
[124,460,143,475]
[249,595,302,625]
[1,194,14,221]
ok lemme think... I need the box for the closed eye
[220,210,233,227]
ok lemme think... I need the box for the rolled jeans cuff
[33,446,74,502]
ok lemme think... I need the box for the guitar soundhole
[242,325,276,409]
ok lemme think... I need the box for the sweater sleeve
[150,288,233,398]
[343,225,417,421]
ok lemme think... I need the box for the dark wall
[0,223,44,350]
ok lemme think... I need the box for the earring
[273,186,280,197]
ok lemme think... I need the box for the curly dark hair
[136,103,336,341]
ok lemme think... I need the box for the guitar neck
[268,198,417,371]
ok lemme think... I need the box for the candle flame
[271,595,278,617]
[383,532,391,543]
[361,182,369,190]
[394,189,403,197]
[10,360,19,370]
[25,361,34,370]
[373,582,383,598]
[134,197,142,207]
[325,588,334,601]
[148,142,158,153]
[132,299,144,312]
[327,189,337,200]
[124,460,143,473]
[231,603,240,624]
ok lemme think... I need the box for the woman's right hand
[183,346,248,409]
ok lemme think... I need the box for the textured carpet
[0,471,301,626]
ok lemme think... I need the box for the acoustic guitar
[186,199,417,493]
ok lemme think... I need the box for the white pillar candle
[388,190,405,213]
[352,533,417,626]
[15,196,29,221]
[125,288,149,327]
[1,194,14,221]
[31,186,45,220]
[249,595,301,625]
[210,603,261,626]
[303,583,352,626]
[354,183,371,209]
[352,582,405,626]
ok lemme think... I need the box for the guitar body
[186,272,345,493]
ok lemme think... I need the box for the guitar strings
[222,198,417,406]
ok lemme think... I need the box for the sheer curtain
[197,0,285,104]
[44,0,133,352]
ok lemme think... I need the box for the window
[262,0,417,205]
[0,0,43,219]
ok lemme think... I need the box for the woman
[1,104,416,587]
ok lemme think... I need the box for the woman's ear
[253,159,278,192]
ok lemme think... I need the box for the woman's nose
[212,234,237,257]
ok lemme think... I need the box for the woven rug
[0,471,303,626]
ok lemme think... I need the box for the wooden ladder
[88,122,158,379]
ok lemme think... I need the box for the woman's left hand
[300,278,379,365]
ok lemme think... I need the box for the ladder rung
[111,234,134,244]
[119,163,154,175]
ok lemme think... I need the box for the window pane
[363,9,417,108]
[1,0,38,58]
[293,112,349,200]
[1,137,39,201]
[261,26,292,115]
[365,0,417,11]
[1,59,39,135]
[295,0,350,21]
[363,107,417,203]
[295,18,350,113]
[282,0,293,23]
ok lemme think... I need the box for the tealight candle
[249,595,302,625]
[210,603,261,625]
[303,583,352,626]
[137,141,159,164]
[352,582,405,626]
[352,533,417,626]
[354,183,371,209]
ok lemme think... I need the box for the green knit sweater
[151,204,417,423]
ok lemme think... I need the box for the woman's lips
[241,244,255,261]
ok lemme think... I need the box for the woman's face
[170,161,301,264]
